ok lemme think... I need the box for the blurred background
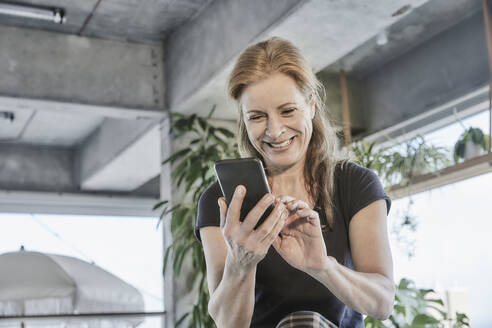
[0,0,491,327]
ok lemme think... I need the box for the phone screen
[214,158,274,229]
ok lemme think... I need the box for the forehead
[240,72,305,110]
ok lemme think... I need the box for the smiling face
[240,72,315,171]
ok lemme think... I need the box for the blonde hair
[228,37,346,229]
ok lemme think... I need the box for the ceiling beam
[165,0,430,120]
[0,25,165,112]
[0,142,160,197]
[0,190,158,217]
[77,118,163,192]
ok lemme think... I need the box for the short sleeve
[340,162,391,221]
[194,181,222,242]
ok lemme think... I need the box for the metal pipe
[0,311,166,321]
[0,2,65,24]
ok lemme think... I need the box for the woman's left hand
[273,196,329,275]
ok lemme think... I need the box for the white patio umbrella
[0,250,146,327]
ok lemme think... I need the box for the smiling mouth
[264,136,295,149]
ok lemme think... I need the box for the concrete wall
[0,25,164,109]
[363,11,489,135]
[0,144,74,192]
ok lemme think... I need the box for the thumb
[218,197,227,229]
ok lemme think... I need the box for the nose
[265,116,285,140]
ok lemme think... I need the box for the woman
[194,37,395,328]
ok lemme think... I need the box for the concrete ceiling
[0,0,487,213]
[0,106,104,146]
[326,0,483,77]
[0,0,215,43]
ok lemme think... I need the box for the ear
[309,93,315,119]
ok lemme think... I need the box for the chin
[263,156,302,171]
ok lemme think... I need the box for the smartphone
[214,158,274,229]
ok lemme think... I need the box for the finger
[218,197,227,229]
[272,233,282,250]
[260,204,288,248]
[253,201,287,243]
[239,193,275,232]
[226,185,246,228]
[285,200,309,212]
[277,195,296,204]
[288,208,320,226]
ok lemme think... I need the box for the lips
[264,136,295,149]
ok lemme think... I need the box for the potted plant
[154,108,238,327]
[383,136,450,186]
[453,127,490,163]
[351,136,450,188]
[364,278,470,328]
[350,138,449,260]
[350,140,388,180]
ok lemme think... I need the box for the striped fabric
[275,311,338,328]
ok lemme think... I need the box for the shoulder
[198,181,222,207]
[195,181,222,241]
[335,161,391,220]
[335,161,384,191]
[336,160,375,179]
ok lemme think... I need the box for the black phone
[214,158,274,229]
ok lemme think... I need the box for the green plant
[153,108,238,327]
[453,127,490,163]
[364,278,470,328]
[351,136,450,188]
[351,138,449,259]
[383,136,450,186]
[350,140,388,179]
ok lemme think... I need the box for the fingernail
[236,185,244,195]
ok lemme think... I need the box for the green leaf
[394,304,406,315]
[162,147,192,165]
[411,314,440,325]
[216,127,235,138]
[152,200,169,211]
[206,105,216,119]
[176,312,189,327]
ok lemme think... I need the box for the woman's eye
[248,115,263,121]
[281,108,296,115]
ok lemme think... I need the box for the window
[0,213,164,328]
[389,109,491,327]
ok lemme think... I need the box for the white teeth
[269,138,293,148]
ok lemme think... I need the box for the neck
[267,159,312,205]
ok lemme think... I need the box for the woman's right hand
[218,185,288,274]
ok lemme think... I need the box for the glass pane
[0,214,164,328]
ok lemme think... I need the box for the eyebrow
[245,102,297,113]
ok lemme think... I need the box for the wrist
[307,255,338,279]
[224,255,257,279]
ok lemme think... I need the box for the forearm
[309,256,395,321]
[208,262,256,328]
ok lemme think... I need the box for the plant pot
[463,141,483,160]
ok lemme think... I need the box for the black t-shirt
[194,161,391,328]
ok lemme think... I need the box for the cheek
[245,125,261,150]
[245,122,263,140]
[302,119,314,142]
